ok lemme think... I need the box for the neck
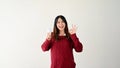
[59,30,66,36]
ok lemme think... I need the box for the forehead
[57,18,63,21]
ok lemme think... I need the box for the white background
[0,0,120,68]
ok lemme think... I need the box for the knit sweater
[41,34,83,68]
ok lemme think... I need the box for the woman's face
[56,18,65,31]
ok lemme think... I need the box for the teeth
[60,27,63,28]
[61,26,64,27]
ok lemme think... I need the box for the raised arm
[41,32,52,51]
[69,25,83,52]
[41,39,51,51]
[70,34,83,52]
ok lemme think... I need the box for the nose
[60,22,62,25]
[60,22,64,25]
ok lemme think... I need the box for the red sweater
[41,34,83,68]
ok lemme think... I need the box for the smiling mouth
[59,26,64,29]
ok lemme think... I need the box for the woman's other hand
[69,25,77,35]
[46,32,51,40]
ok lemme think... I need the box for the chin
[58,29,64,31]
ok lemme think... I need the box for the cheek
[63,23,65,27]
[62,23,66,28]
[56,24,59,28]
[56,24,60,30]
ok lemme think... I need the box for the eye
[57,21,60,24]
[62,21,64,23]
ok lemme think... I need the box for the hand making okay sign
[69,24,78,35]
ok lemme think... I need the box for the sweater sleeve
[70,34,83,52]
[41,39,52,52]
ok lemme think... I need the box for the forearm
[41,39,51,51]
[70,34,83,52]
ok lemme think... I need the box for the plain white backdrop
[0,0,120,68]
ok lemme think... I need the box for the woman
[41,15,83,68]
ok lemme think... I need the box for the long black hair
[52,15,70,40]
